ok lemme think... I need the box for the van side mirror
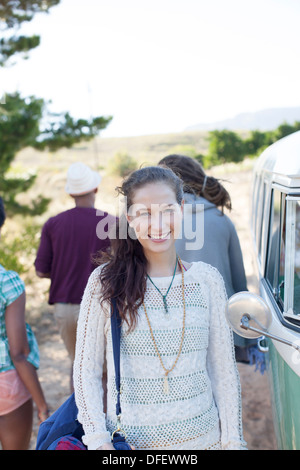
[226,292,271,338]
[226,292,300,352]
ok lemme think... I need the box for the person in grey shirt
[159,154,257,363]
[176,192,247,298]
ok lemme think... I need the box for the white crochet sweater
[73,261,246,450]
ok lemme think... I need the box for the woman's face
[127,182,183,257]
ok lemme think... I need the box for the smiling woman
[97,166,184,331]
[73,165,247,450]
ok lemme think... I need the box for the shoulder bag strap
[110,298,122,417]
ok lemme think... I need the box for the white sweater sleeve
[73,267,111,450]
[206,265,247,450]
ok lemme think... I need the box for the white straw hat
[65,162,102,195]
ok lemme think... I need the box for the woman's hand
[38,406,50,423]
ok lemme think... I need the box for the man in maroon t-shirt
[35,162,116,388]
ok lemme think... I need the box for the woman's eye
[163,208,175,213]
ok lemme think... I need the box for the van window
[251,175,259,230]
[253,177,261,245]
[259,182,268,262]
[265,189,285,306]
[294,201,300,314]
[256,182,265,258]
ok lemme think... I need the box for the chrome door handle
[257,336,269,353]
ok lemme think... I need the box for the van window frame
[256,181,266,262]
[259,181,270,266]
[251,174,259,234]
[284,196,300,320]
[252,175,261,250]
[264,188,285,307]
[263,186,300,331]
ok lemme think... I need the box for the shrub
[108,151,138,177]
[0,220,41,277]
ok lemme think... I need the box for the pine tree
[0,1,60,65]
[0,0,112,215]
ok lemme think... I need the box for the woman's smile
[148,230,171,241]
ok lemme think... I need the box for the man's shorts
[53,303,80,362]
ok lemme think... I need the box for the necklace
[147,255,178,314]
[143,256,186,395]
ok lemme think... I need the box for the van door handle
[258,336,269,353]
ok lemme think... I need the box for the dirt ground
[28,166,277,451]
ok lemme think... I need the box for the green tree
[0,92,112,214]
[0,0,60,65]
[243,121,300,158]
[0,1,113,215]
[207,130,246,165]
[0,0,113,273]
[243,130,271,156]
[274,121,300,141]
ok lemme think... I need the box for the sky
[1,0,300,138]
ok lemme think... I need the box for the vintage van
[226,130,300,450]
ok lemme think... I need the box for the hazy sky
[2,0,300,137]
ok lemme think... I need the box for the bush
[207,130,246,164]
[0,220,41,276]
[108,151,138,177]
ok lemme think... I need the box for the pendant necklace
[147,255,178,314]
[143,256,186,394]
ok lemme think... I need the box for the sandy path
[28,166,277,450]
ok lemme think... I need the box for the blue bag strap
[111,298,122,417]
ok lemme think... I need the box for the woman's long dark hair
[97,166,183,331]
[159,154,232,212]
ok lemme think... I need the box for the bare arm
[5,291,49,422]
